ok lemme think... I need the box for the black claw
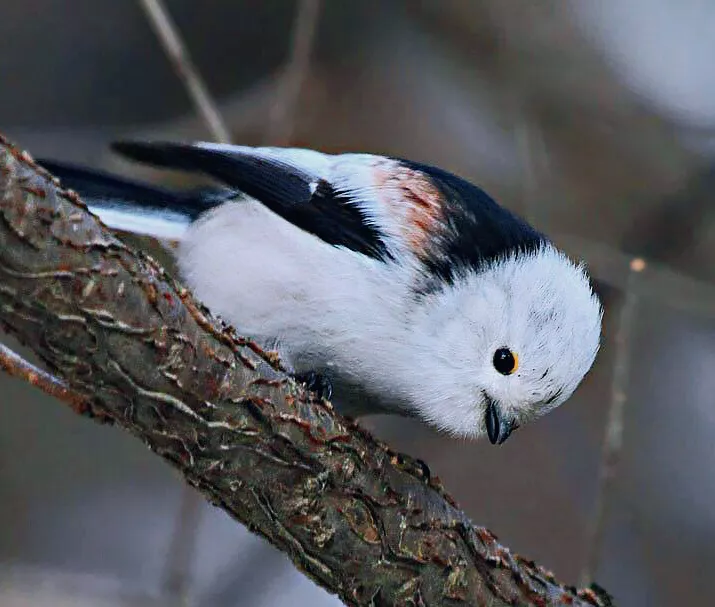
[295,371,333,401]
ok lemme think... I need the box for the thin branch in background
[265,0,322,145]
[162,487,202,607]
[137,0,232,144]
[580,257,645,587]
[136,0,235,601]
[0,342,93,416]
[513,110,551,224]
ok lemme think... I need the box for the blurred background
[1,1,714,605]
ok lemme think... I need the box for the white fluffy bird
[40,142,602,445]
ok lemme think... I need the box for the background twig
[137,0,232,143]
[580,258,644,586]
[265,0,322,145]
[136,1,240,599]
[0,342,90,415]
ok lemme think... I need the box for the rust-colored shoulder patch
[371,161,446,258]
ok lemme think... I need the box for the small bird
[39,142,602,445]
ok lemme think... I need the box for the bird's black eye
[493,348,518,375]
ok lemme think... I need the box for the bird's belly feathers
[175,200,410,417]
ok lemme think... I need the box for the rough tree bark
[0,133,613,607]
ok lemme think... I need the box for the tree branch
[0,133,613,607]
[0,341,98,416]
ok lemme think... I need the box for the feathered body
[40,143,602,444]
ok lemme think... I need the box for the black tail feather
[37,159,236,221]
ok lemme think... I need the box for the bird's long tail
[37,159,236,240]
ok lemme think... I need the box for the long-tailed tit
[40,142,602,445]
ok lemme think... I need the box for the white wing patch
[88,204,191,240]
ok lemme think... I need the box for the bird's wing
[388,159,547,283]
[112,141,546,279]
[112,141,393,261]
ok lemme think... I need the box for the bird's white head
[402,244,603,443]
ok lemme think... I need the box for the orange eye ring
[493,348,519,375]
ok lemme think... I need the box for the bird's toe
[294,371,333,401]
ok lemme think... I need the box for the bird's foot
[294,371,333,401]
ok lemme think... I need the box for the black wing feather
[398,159,548,284]
[42,144,547,282]
[37,159,232,220]
[112,141,390,260]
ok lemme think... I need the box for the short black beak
[485,397,514,445]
